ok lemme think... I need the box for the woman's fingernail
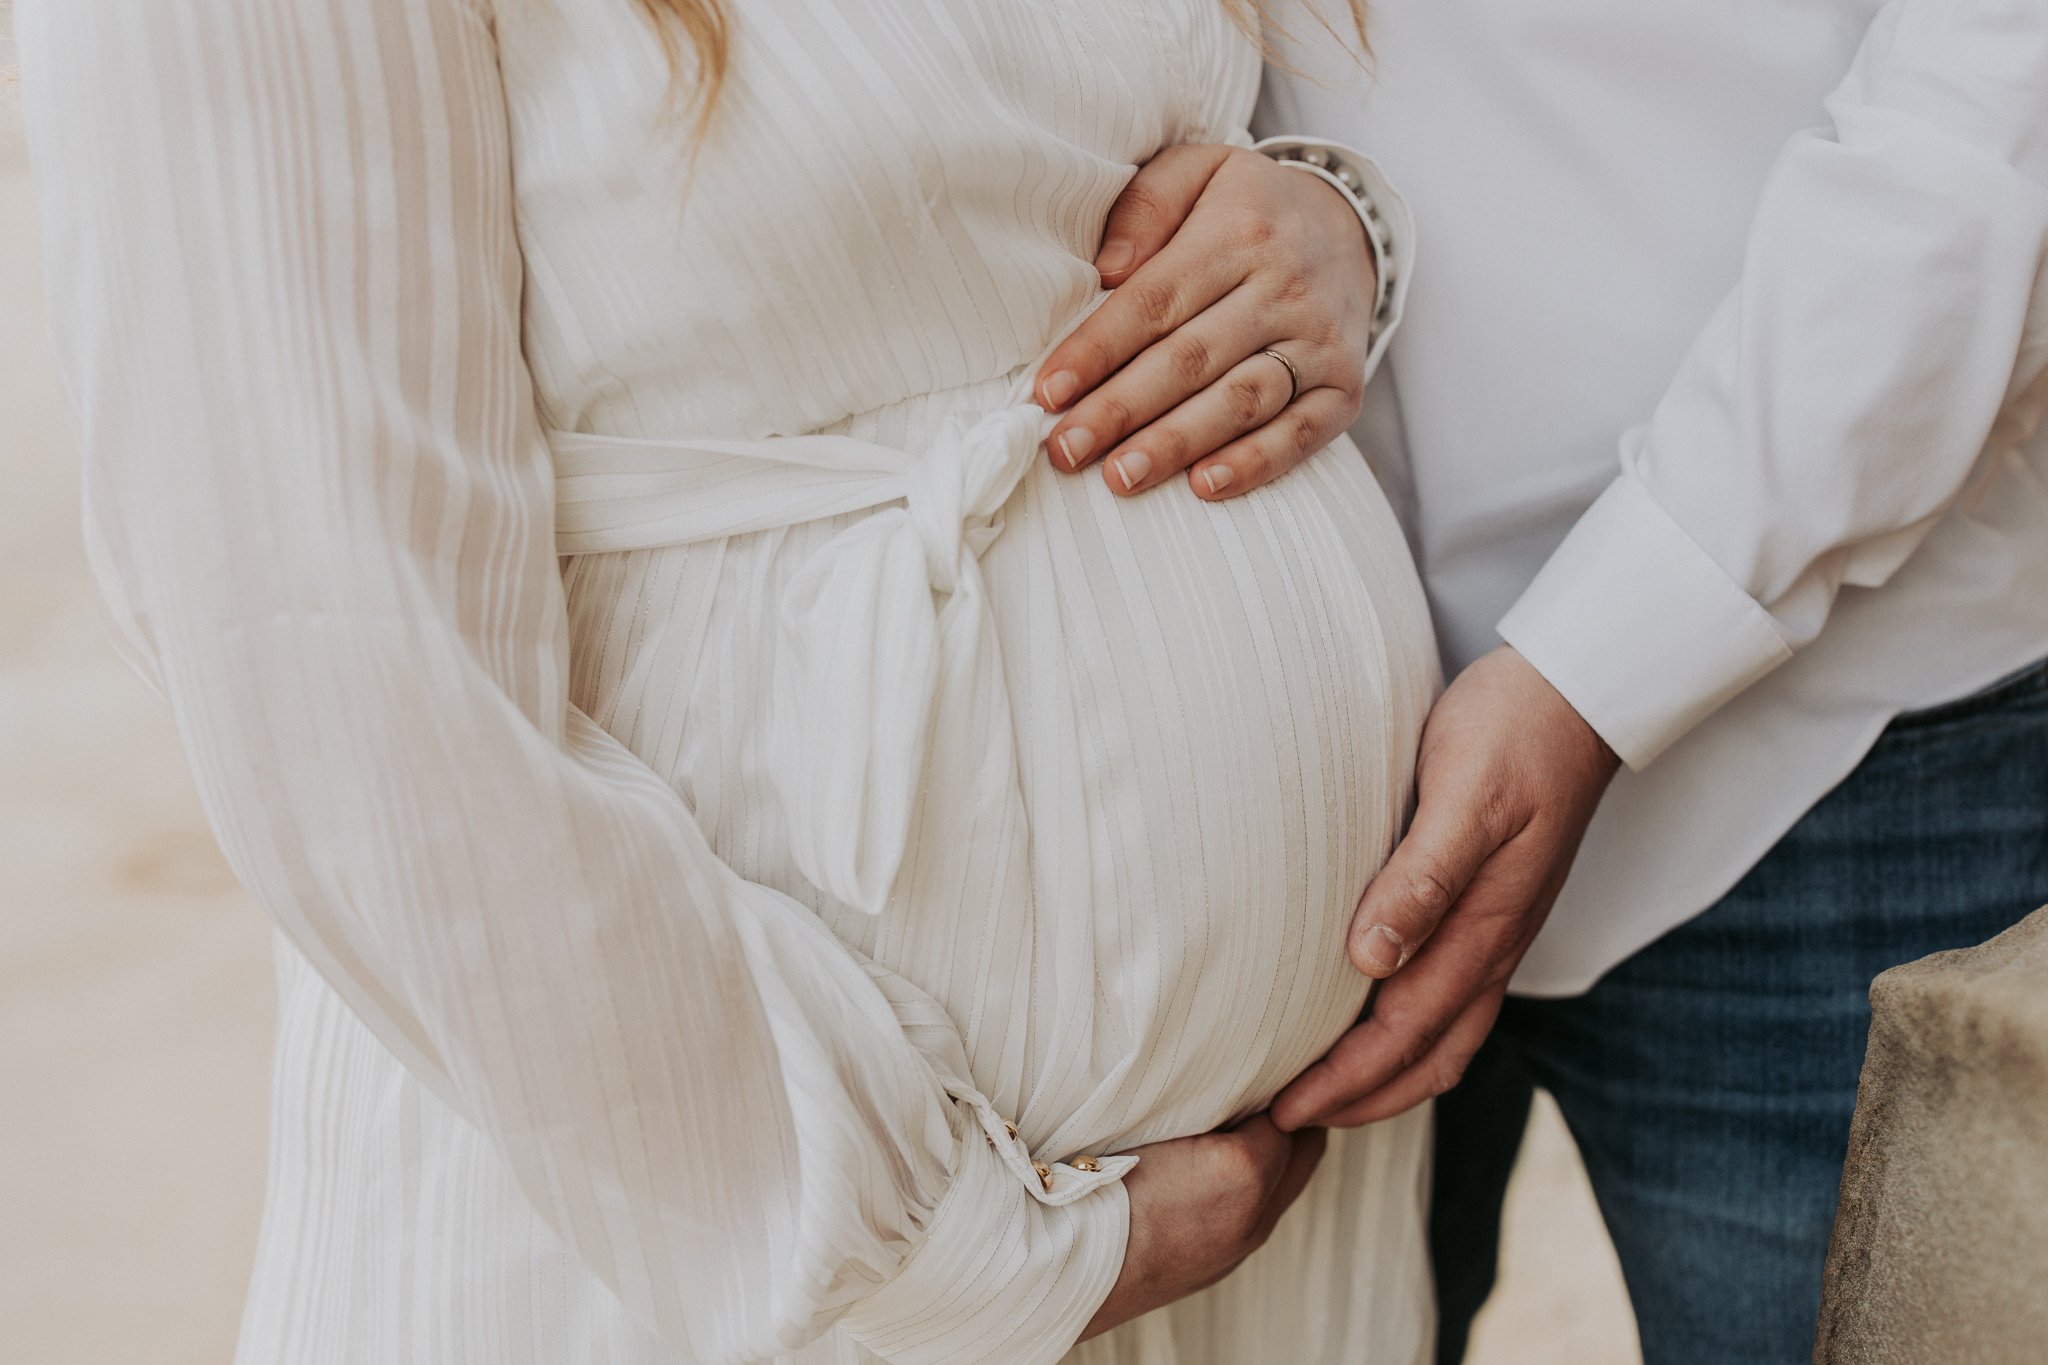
[1200,465,1234,495]
[1112,449,1151,491]
[1358,924,1406,975]
[1041,369,1080,410]
[1097,240,1135,277]
[1055,426,1096,469]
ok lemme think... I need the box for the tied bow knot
[548,394,1056,920]
[772,402,1049,916]
[901,405,1046,594]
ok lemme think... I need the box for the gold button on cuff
[1072,1155,1101,1173]
[1032,1160,1052,1190]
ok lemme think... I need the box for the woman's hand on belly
[1033,143,1377,500]
[1079,1115,1328,1340]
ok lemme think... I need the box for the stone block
[1815,905,2048,1364]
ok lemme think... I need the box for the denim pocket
[1881,655,2048,734]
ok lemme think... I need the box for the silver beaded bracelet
[1251,136,1403,354]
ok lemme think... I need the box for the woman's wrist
[840,1105,1132,1365]
[1249,135,1414,382]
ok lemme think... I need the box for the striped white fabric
[19,1,1440,1362]
[552,369,1068,924]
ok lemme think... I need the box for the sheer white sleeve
[15,1,1129,1360]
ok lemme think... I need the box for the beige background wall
[0,12,1638,1360]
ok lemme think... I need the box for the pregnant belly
[957,446,1436,1155]
[560,399,1436,1163]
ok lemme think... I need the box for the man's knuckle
[1474,792,1514,841]
[1400,1029,1440,1072]
[1405,862,1458,920]
[1364,1008,1435,1072]
[1429,1060,1470,1097]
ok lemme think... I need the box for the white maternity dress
[19,0,1441,1360]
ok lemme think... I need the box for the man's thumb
[1349,799,1497,978]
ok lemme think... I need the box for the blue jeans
[1430,655,2048,1365]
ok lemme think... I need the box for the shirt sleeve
[1496,0,2048,768]
[14,2,1130,1361]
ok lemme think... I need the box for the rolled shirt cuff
[839,1103,1133,1364]
[1496,474,1794,769]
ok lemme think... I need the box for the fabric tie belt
[549,381,1055,918]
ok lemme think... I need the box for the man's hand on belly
[1270,646,1621,1131]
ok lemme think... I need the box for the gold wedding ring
[1258,347,1300,407]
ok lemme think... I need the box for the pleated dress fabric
[19,0,1440,1362]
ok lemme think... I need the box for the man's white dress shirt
[1261,0,2048,995]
